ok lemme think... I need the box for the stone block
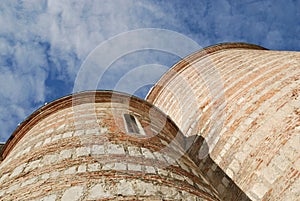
[251,182,268,199]
[153,152,167,163]
[141,148,155,159]
[64,166,77,175]
[76,147,90,157]
[102,163,114,170]
[62,131,73,138]
[41,173,50,180]
[163,155,176,165]
[61,186,84,201]
[104,162,127,171]
[117,179,135,196]
[88,184,112,199]
[42,194,57,201]
[157,168,168,177]
[107,144,125,155]
[77,164,87,173]
[86,128,99,135]
[50,171,60,178]
[7,184,19,193]
[217,183,226,194]
[225,168,234,179]
[261,164,281,184]
[59,149,73,160]
[21,177,37,187]
[52,134,62,142]
[88,163,100,172]
[43,154,59,165]
[271,153,290,171]
[185,176,194,186]
[128,164,142,171]
[34,141,43,148]
[221,177,230,187]
[128,146,142,157]
[45,128,54,135]
[10,163,26,178]
[228,159,240,175]
[178,162,190,173]
[43,137,52,145]
[73,130,84,136]
[135,181,157,196]
[24,160,40,172]
[91,145,105,155]
[0,173,9,183]
[145,166,156,174]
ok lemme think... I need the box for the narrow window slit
[123,114,145,135]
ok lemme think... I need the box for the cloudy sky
[0,0,299,142]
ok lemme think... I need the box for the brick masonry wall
[147,44,300,200]
[0,91,220,200]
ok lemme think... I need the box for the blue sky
[0,0,299,142]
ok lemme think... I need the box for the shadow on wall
[185,135,251,201]
[0,143,4,161]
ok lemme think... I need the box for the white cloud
[113,64,169,97]
[0,0,177,141]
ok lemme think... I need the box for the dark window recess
[124,114,140,133]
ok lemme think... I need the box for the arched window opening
[123,114,145,135]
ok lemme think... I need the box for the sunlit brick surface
[0,91,220,200]
[147,43,300,200]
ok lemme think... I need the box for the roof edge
[146,42,267,102]
[0,90,177,160]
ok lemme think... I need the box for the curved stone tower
[0,91,220,200]
[0,42,299,200]
[147,43,300,200]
